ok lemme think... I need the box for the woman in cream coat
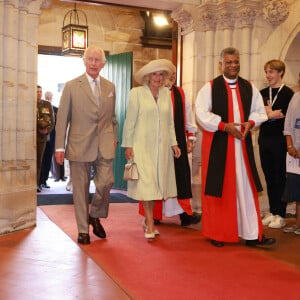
[122,59,181,240]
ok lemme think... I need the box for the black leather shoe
[245,235,276,247]
[37,186,42,193]
[211,240,224,247]
[192,213,202,223]
[180,212,201,226]
[41,183,50,189]
[77,233,90,245]
[89,216,106,238]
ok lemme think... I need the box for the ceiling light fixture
[62,2,88,56]
[153,15,169,27]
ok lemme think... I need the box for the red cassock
[201,81,263,243]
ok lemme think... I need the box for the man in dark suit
[39,91,56,188]
[50,96,66,183]
[36,85,54,192]
[55,46,119,245]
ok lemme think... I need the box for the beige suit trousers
[70,151,114,234]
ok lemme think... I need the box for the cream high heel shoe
[142,219,160,235]
[145,232,155,239]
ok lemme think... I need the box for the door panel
[101,52,132,190]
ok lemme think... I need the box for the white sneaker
[283,226,299,233]
[268,215,286,229]
[294,228,300,235]
[262,213,275,226]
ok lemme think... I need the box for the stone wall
[38,0,172,85]
[0,0,44,234]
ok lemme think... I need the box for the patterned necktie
[93,79,100,106]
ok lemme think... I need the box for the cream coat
[122,85,177,200]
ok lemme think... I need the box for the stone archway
[283,29,300,87]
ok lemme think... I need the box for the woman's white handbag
[123,159,139,181]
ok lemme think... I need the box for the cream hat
[135,59,176,85]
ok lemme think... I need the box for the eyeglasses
[86,57,103,64]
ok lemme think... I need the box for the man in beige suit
[55,46,119,245]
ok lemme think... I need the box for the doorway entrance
[37,51,132,194]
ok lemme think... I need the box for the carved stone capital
[40,0,51,9]
[17,0,50,14]
[196,11,217,31]
[194,3,217,32]
[18,0,50,8]
[263,0,289,26]
[171,8,194,33]
[215,4,236,30]
[18,0,32,12]
[174,0,263,33]
[19,0,33,5]
[236,6,259,27]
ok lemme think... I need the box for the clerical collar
[223,75,237,84]
[223,75,237,89]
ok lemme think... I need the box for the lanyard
[269,84,284,106]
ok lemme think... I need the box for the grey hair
[44,91,53,100]
[83,46,106,63]
[219,47,239,62]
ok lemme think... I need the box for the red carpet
[41,204,300,300]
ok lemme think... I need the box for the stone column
[205,30,216,82]
[2,0,18,162]
[196,7,217,85]
[0,0,45,235]
[236,6,257,78]
[220,12,234,50]
[0,0,3,162]
[223,28,233,49]
[17,6,29,161]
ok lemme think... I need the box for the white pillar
[223,28,233,48]
[205,30,215,81]
[17,8,28,161]
[2,1,18,162]
[0,0,4,162]
[240,26,252,78]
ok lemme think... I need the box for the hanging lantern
[62,3,88,56]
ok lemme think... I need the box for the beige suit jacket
[55,73,119,162]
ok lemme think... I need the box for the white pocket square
[108,92,114,97]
